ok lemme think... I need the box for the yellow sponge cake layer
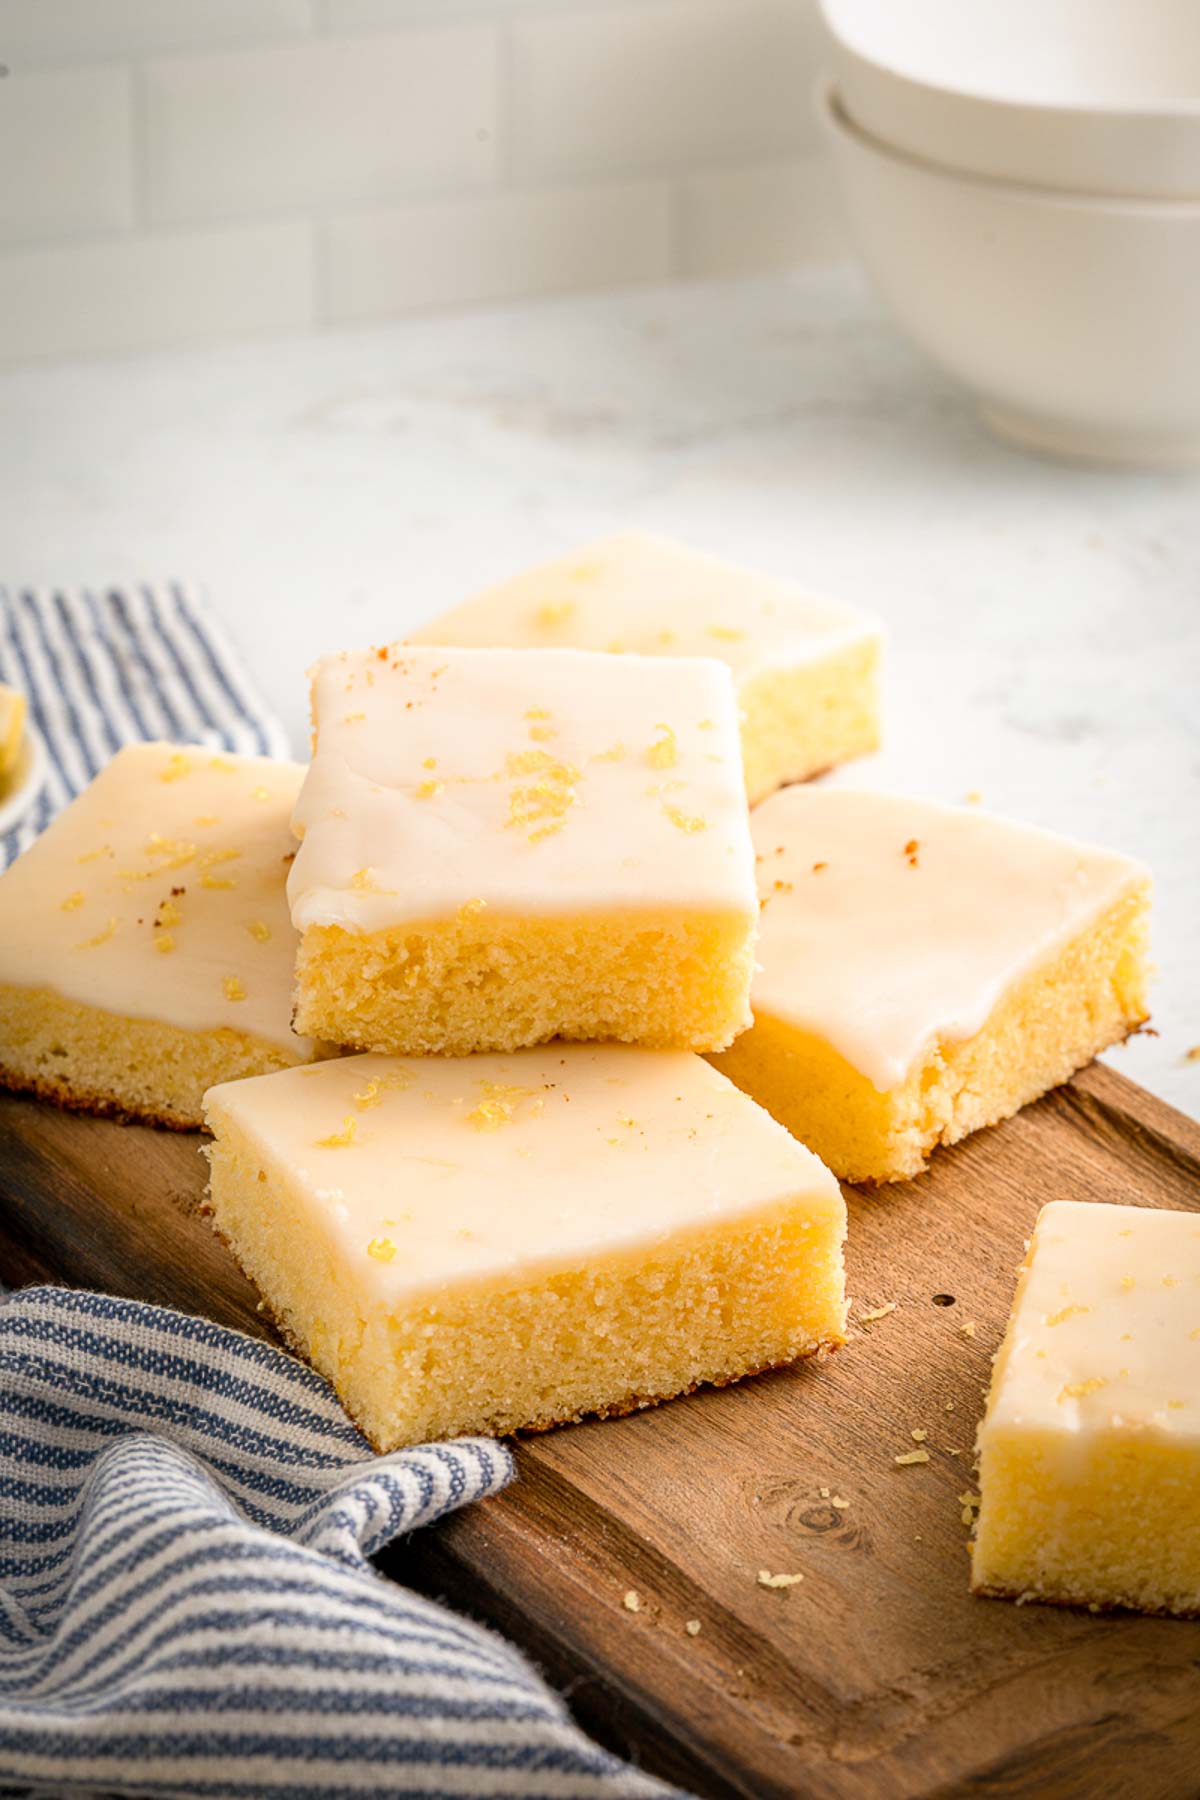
[711,789,1150,1183]
[0,743,324,1128]
[972,1201,1200,1616]
[202,1047,847,1450]
[409,530,882,804]
[288,645,758,1056]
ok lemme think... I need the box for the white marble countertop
[2,265,1197,1116]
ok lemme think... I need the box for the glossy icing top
[288,644,757,932]
[204,1045,845,1303]
[982,1200,1200,1443]
[0,741,315,1054]
[749,786,1147,1091]
[408,529,881,681]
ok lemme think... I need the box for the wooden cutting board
[3,1061,1200,1799]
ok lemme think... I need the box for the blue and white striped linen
[0,1286,676,1799]
[0,583,289,870]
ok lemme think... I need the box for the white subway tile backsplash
[143,28,498,226]
[681,154,845,278]
[0,0,840,364]
[0,221,314,362]
[0,66,133,245]
[511,0,823,180]
[323,178,671,320]
[0,1,315,67]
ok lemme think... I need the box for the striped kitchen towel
[0,583,288,870]
[0,1286,677,1799]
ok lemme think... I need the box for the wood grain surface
[2,1060,1200,1798]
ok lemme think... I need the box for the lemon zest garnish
[367,1237,397,1262]
[416,780,444,800]
[708,625,745,642]
[61,891,85,912]
[318,1116,358,1148]
[247,919,271,943]
[155,933,176,954]
[664,804,710,834]
[535,600,575,628]
[75,917,118,950]
[1058,1377,1108,1403]
[222,976,246,1001]
[160,751,191,782]
[646,723,677,770]
[467,1081,540,1131]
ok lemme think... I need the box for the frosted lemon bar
[202,1047,847,1449]
[409,531,882,804]
[972,1200,1200,1616]
[710,788,1150,1183]
[0,743,324,1128]
[288,644,757,1056]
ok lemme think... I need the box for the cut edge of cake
[291,907,756,1058]
[739,631,882,805]
[0,983,321,1130]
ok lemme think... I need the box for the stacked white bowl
[818,0,1200,464]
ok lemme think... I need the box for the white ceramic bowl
[0,726,47,839]
[819,81,1200,465]
[821,0,1200,198]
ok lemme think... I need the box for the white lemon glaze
[0,742,314,1054]
[288,644,757,933]
[983,1200,1200,1445]
[408,528,880,679]
[750,787,1148,1092]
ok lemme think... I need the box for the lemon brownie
[409,531,882,805]
[710,788,1150,1183]
[202,1046,847,1449]
[288,644,757,1056]
[0,742,324,1128]
[972,1200,1200,1616]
